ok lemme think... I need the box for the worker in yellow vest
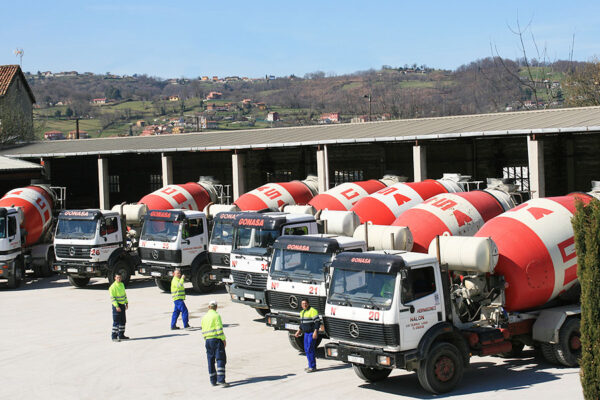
[294,298,320,372]
[171,268,190,330]
[109,273,129,342]
[201,300,229,387]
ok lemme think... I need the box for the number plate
[284,323,299,330]
[151,271,162,277]
[348,355,364,364]
[244,292,255,299]
[67,268,78,273]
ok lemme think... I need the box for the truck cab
[207,211,241,285]
[265,234,366,351]
[229,212,318,315]
[137,209,212,293]
[54,209,140,287]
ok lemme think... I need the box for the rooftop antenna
[14,48,24,67]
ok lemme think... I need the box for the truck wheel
[353,365,392,382]
[192,264,215,293]
[155,278,171,292]
[417,342,464,394]
[7,264,24,289]
[288,333,305,352]
[39,249,56,277]
[540,343,559,364]
[555,318,581,367]
[68,276,90,288]
[109,260,132,286]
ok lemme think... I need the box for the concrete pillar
[40,157,51,180]
[98,157,110,209]
[527,135,545,198]
[161,153,173,186]
[413,145,427,182]
[316,145,330,192]
[232,153,246,201]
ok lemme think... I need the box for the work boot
[112,338,120,342]
[171,326,180,330]
[306,368,317,373]
[217,382,230,388]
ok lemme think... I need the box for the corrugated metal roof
[0,155,42,171]
[2,106,600,158]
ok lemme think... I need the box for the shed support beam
[232,153,246,201]
[161,153,173,186]
[413,145,427,182]
[316,145,330,192]
[527,136,545,198]
[40,157,51,180]
[98,157,110,209]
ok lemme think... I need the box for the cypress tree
[573,199,600,399]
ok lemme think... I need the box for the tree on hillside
[565,60,600,106]
[572,199,600,399]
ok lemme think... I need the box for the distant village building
[0,65,36,142]
[212,76,219,82]
[201,76,209,81]
[136,120,145,127]
[200,116,218,129]
[266,112,279,122]
[320,112,340,123]
[92,98,107,105]
[44,130,64,140]
[206,91,222,100]
[351,115,368,123]
[67,130,89,139]
[255,102,267,110]
[168,95,180,102]
[242,98,252,105]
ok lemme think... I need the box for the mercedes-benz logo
[349,322,360,338]
[245,274,253,285]
[223,255,230,265]
[288,295,298,309]
[69,247,76,257]
[152,250,159,260]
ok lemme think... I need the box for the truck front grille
[324,317,399,347]
[267,292,326,315]
[139,248,182,263]
[231,270,267,289]
[55,245,92,259]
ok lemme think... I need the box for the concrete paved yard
[1,275,584,400]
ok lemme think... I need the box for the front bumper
[53,261,108,277]
[209,267,231,284]
[138,263,190,279]
[229,284,268,309]
[0,261,16,279]
[324,342,416,369]
[266,313,328,337]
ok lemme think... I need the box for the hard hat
[209,300,218,307]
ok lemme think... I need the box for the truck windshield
[0,217,6,239]
[55,219,98,240]
[270,249,331,281]
[210,220,234,246]
[141,219,180,242]
[233,227,278,249]
[328,268,396,310]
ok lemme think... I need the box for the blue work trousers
[171,299,189,328]
[111,305,126,339]
[205,338,226,384]
[304,332,317,369]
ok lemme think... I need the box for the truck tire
[288,333,305,352]
[155,278,171,292]
[417,342,464,394]
[540,343,559,364]
[256,308,269,317]
[6,264,24,289]
[108,260,132,286]
[555,318,581,367]
[39,249,56,277]
[192,264,215,293]
[68,276,91,288]
[353,365,392,382]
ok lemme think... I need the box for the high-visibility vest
[109,281,128,307]
[171,276,186,301]
[201,309,226,340]
[299,307,320,333]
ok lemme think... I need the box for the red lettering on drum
[340,188,359,200]
[161,187,177,195]
[257,186,282,200]
[564,264,578,285]
[173,193,187,204]
[430,198,457,211]
[527,207,553,220]
[377,187,397,195]
[453,210,472,227]
[393,193,412,206]
[558,237,576,263]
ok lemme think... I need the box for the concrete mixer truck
[0,184,65,288]
[323,192,594,394]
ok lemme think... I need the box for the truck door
[398,265,442,351]
[181,218,206,264]
[7,215,20,250]
[100,217,120,245]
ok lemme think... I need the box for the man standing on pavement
[201,300,229,387]
[171,268,190,330]
[295,298,320,372]
[109,273,129,342]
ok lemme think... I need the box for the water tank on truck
[350,174,466,225]
[392,188,515,253]
[308,175,403,211]
[234,176,319,211]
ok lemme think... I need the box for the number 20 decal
[368,311,380,321]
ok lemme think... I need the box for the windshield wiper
[333,293,352,306]
[273,270,291,281]
[354,294,380,310]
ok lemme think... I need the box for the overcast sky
[1,0,598,79]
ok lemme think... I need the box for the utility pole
[363,94,372,121]
[75,118,80,139]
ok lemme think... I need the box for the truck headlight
[231,294,238,300]
[327,348,338,357]
[86,267,94,272]
[269,317,277,325]
[139,268,146,273]
[168,271,173,276]
[377,355,391,366]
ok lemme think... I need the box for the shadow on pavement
[313,363,352,372]
[228,373,296,387]
[357,350,574,399]
[129,333,189,341]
